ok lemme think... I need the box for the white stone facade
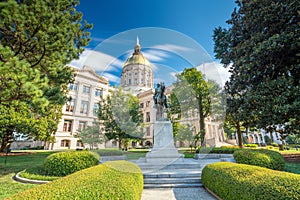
[50,66,110,150]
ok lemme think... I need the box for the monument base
[144,120,183,163]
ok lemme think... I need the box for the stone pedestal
[145,120,183,163]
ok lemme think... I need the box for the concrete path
[142,187,216,200]
[136,156,233,200]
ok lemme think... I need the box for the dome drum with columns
[121,37,154,94]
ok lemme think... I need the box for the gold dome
[124,53,151,67]
[123,37,151,67]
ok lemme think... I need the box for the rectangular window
[146,112,150,122]
[140,103,144,108]
[146,126,150,136]
[78,121,87,131]
[69,83,78,91]
[61,140,70,147]
[146,101,150,107]
[83,85,90,94]
[80,100,89,114]
[66,98,75,112]
[63,120,72,132]
[95,89,102,97]
[93,103,99,116]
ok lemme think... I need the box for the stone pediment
[74,65,109,84]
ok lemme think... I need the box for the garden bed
[0,152,36,156]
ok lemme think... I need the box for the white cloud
[196,62,231,86]
[151,44,192,52]
[69,49,124,72]
[151,63,159,72]
[169,72,177,79]
[143,49,170,62]
[102,72,120,83]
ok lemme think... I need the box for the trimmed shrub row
[8,161,143,200]
[196,147,241,154]
[44,151,100,176]
[202,162,300,200]
[233,149,285,170]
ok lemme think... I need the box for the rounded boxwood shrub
[8,161,143,200]
[44,150,100,176]
[202,162,300,200]
[233,149,285,170]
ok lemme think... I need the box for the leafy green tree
[77,121,104,150]
[213,0,300,139]
[167,93,181,139]
[0,0,91,151]
[170,68,224,146]
[172,68,210,146]
[175,123,194,148]
[98,88,144,150]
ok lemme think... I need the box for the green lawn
[124,149,149,160]
[0,151,56,199]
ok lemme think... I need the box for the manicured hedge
[8,161,143,200]
[44,150,100,176]
[202,162,300,200]
[196,147,241,154]
[233,149,285,170]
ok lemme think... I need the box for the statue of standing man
[153,82,169,120]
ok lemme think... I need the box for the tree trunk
[236,122,243,149]
[0,131,13,152]
[118,136,122,150]
[199,112,206,147]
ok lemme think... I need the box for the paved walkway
[136,156,233,200]
[142,188,216,200]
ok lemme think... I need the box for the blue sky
[71,0,236,86]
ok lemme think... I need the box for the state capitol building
[46,39,225,150]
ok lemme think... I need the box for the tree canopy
[213,0,300,142]
[169,68,224,146]
[98,88,144,149]
[0,0,92,151]
[77,121,104,149]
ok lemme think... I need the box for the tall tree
[98,88,144,150]
[76,121,104,150]
[171,68,211,146]
[174,123,195,148]
[0,0,92,151]
[213,0,300,138]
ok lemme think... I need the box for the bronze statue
[153,82,168,120]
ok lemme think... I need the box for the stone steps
[144,177,201,184]
[139,159,204,189]
[144,183,202,189]
[138,163,202,171]
[143,171,202,188]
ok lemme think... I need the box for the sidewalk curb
[14,172,50,184]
